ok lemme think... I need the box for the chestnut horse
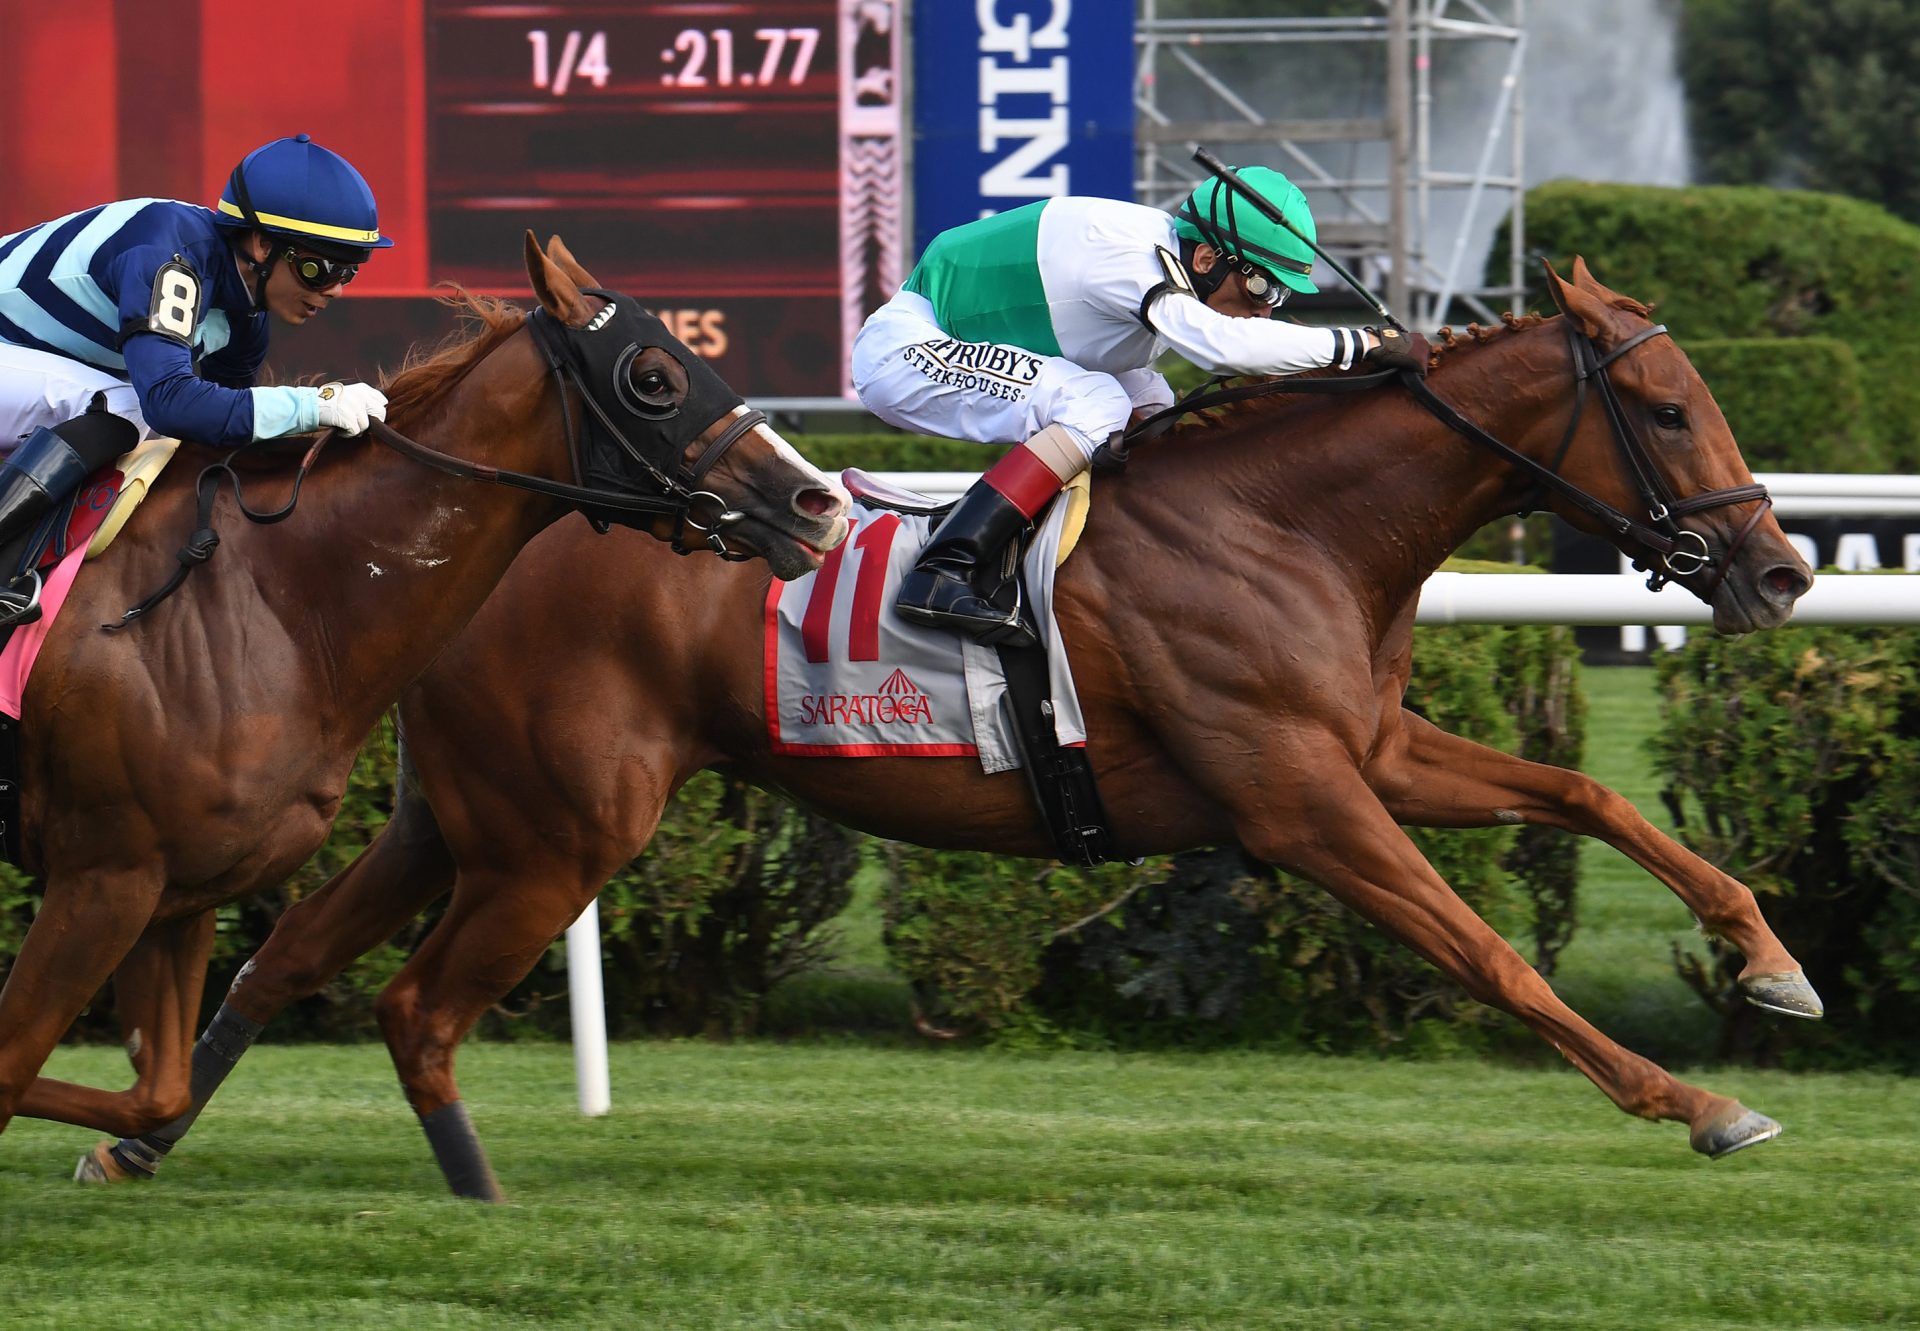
[104,260,1815,1200]
[0,235,849,1153]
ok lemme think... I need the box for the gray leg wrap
[419,1101,504,1202]
[108,1003,265,1177]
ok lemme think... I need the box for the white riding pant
[0,343,153,455]
[851,289,1171,462]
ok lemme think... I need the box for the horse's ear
[525,229,594,327]
[545,235,601,292]
[1569,255,1602,291]
[1540,256,1611,339]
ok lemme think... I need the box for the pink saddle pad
[0,471,125,719]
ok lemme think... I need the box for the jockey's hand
[315,381,389,435]
[1362,327,1431,376]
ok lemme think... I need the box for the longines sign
[910,2,1135,254]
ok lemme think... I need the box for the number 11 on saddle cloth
[765,470,1090,772]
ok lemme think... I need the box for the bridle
[1400,316,1770,597]
[109,299,769,627]
[1123,312,1771,602]
[364,305,766,561]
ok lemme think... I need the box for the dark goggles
[283,247,358,292]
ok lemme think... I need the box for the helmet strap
[229,232,278,309]
[1179,239,1232,302]
[225,162,278,308]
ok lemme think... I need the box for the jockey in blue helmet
[0,133,393,624]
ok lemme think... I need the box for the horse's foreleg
[94,812,460,1182]
[1367,708,1818,1017]
[18,910,215,1146]
[0,864,163,1135]
[375,865,612,1202]
[1236,756,1778,1156]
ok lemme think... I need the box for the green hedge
[1683,337,1881,472]
[1653,625,1920,1067]
[1491,181,1920,469]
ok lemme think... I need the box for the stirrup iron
[0,569,45,628]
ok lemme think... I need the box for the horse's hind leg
[1367,708,1818,1017]
[1237,752,1778,1157]
[0,864,162,1135]
[93,807,460,1182]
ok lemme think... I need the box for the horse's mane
[380,289,530,422]
[1165,309,1560,440]
[1429,309,1554,365]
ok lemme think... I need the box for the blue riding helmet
[212,133,393,264]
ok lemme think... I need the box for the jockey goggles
[1234,259,1288,309]
[283,247,358,292]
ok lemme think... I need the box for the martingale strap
[107,435,329,630]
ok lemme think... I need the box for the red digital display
[0,0,904,395]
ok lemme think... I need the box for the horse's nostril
[1765,566,1809,599]
[794,487,841,519]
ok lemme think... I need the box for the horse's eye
[630,368,677,412]
[1654,405,1686,430]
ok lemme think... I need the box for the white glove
[313,381,388,435]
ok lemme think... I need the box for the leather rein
[1122,317,1771,599]
[107,312,766,628]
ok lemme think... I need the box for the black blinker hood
[526,289,747,500]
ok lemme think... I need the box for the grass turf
[5,1042,1916,1330]
[4,664,1910,1329]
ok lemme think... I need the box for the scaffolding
[1136,0,1525,329]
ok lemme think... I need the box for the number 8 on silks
[0,133,396,622]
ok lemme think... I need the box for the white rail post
[565,899,611,1117]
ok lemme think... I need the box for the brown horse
[0,235,849,1151]
[101,259,1815,1200]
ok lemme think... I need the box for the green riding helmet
[1173,166,1320,295]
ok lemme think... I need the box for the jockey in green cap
[852,166,1425,648]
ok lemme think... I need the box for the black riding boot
[895,479,1037,648]
[0,402,136,625]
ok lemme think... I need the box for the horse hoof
[1741,970,1824,1019]
[73,1141,138,1185]
[1689,1101,1782,1158]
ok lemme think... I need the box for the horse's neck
[1171,326,1574,605]
[243,359,565,726]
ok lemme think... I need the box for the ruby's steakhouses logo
[798,669,934,726]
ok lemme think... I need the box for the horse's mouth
[729,514,839,580]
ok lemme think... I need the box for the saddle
[842,467,1118,867]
